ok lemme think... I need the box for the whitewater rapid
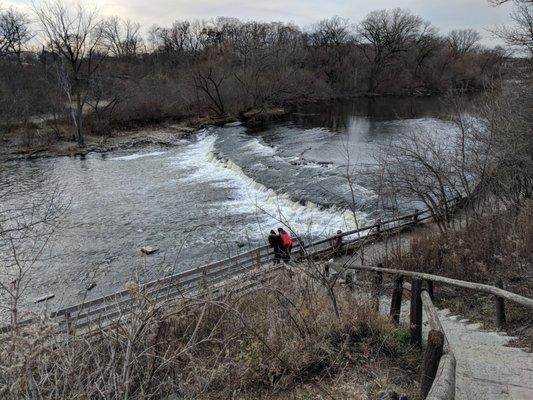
[111,151,167,161]
[173,131,365,241]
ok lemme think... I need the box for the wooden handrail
[348,264,533,309]
[50,209,421,318]
[52,245,271,317]
[10,197,462,333]
[421,290,450,352]
[420,290,456,400]
[426,353,456,400]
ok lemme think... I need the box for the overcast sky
[5,0,515,47]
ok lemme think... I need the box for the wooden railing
[0,199,460,335]
[4,194,532,399]
[347,264,533,399]
[1,200,457,335]
[47,207,437,334]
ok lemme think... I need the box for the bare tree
[0,6,32,60]
[357,8,432,93]
[376,115,484,232]
[492,1,533,56]
[100,16,144,58]
[0,176,67,328]
[150,20,206,54]
[472,89,533,210]
[309,16,354,47]
[193,62,228,117]
[489,0,533,5]
[34,0,106,147]
[447,29,482,55]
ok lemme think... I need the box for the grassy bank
[0,270,419,399]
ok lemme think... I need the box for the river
[1,97,460,313]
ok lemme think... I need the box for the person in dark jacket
[268,230,281,264]
[278,227,293,262]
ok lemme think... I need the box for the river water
[1,97,459,312]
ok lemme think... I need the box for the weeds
[0,269,418,399]
[380,201,533,347]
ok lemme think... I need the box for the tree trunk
[76,91,85,147]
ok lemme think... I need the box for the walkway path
[436,309,533,400]
[330,225,533,400]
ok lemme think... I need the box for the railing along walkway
[49,207,440,334]
[347,264,533,400]
[4,195,533,400]
[1,200,461,335]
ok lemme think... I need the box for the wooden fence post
[495,278,506,328]
[65,312,73,336]
[331,230,343,257]
[412,210,419,226]
[427,280,434,300]
[201,268,208,291]
[420,329,444,398]
[373,267,383,311]
[390,274,404,324]
[298,238,305,260]
[410,278,423,346]
[345,272,354,291]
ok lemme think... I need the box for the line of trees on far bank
[0,0,530,147]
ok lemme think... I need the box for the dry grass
[380,202,533,349]
[0,269,419,399]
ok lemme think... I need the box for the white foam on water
[224,121,243,127]
[111,151,167,161]
[241,137,277,156]
[175,132,367,240]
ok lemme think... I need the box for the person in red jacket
[277,227,292,261]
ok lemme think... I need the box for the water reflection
[285,97,451,132]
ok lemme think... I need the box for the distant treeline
[0,3,509,145]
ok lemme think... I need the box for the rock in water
[141,245,159,255]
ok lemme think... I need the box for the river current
[1,97,460,312]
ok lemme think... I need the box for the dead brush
[0,268,417,399]
[380,202,533,338]
[380,203,532,285]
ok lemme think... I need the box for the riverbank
[0,106,294,161]
[0,90,463,162]
[0,117,219,161]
